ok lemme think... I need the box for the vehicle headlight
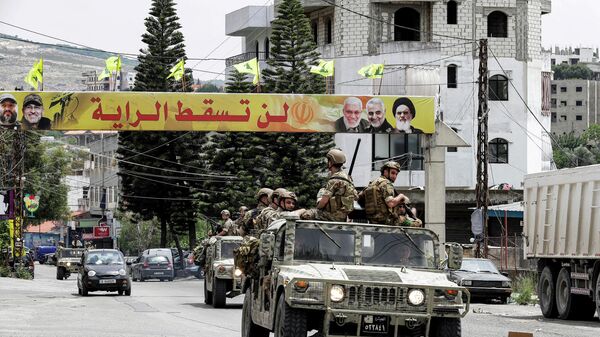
[502,281,511,287]
[87,270,96,277]
[234,268,242,277]
[66,262,71,266]
[461,280,472,286]
[330,285,345,303]
[407,289,425,306]
[118,269,126,276]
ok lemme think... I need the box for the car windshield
[460,259,500,273]
[147,255,168,263]
[85,252,124,265]
[293,227,355,263]
[361,231,436,268]
[220,242,241,259]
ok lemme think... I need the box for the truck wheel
[430,317,461,337]
[212,278,227,308]
[274,295,306,337]
[81,282,88,296]
[204,279,213,305]
[538,266,558,318]
[556,267,578,319]
[242,288,269,337]
[596,275,600,319]
[56,267,64,280]
[125,287,131,296]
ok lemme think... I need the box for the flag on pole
[97,68,110,81]
[233,57,260,85]
[167,59,185,80]
[310,59,334,77]
[105,56,121,73]
[358,63,384,79]
[24,58,43,89]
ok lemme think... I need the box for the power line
[120,194,197,201]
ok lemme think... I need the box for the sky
[0,0,598,80]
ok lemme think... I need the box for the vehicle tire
[78,286,81,295]
[595,274,600,319]
[81,282,88,296]
[430,317,461,337]
[274,295,307,337]
[118,290,124,296]
[56,267,64,280]
[500,295,509,304]
[139,275,145,282]
[168,278,173,282]
[538,266,558,318]
[125,288,131,296]
[556,267,578,319]
[242,288,269,337]
[212,278,227,308]
[204,279,213,305]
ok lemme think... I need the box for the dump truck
[523,164,600,320]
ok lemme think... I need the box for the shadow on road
[182,302,243,309]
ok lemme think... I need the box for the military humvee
[56,248,86,280]
[241,215,470,337]
[203,235,244,308]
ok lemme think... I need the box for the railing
[225,52,269,67]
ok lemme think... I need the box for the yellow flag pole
[377,60,386,96]
[39,58,44,92]
[256,60,261,94]
[181,61,186,93]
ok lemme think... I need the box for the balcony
[225,52,269,67]
[541,0,551,14]
[226,5,274,36]
[370,0,438,3]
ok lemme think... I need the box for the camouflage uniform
[221,218,237,235]
[302,171,358,222]
[363,175,402,226]
[255,206,280,232]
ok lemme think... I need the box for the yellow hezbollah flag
[233,57,259,85]
[24,58,43,89]
[167,59,185,81]
[98,68,110,81]
[310,59,334,77]
[358,63,384,79]
[105,56,121,73]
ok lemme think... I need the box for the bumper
[465,286,511,298]
[141,269,174,279]
[85,277,130,291]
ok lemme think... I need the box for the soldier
[277,190,299,213]
[397,203,423,227]
[301,148,358,222]
[217,210,236,236]
[234,205,248,231]
[254,188,287,233]
[358,161,411,226]
[240,188,273,235]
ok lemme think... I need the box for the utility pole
[475,39,489,258]
[12,131,25,262]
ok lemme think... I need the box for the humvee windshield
[220,241,241,259]
[293,227,355,263]
[361,231,436,268]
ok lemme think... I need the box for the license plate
[99,279,116,284]
[154,272,164,275]
[361,315,389,334]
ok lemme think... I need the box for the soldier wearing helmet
[240,187,273,236]
[217,209,237,236]
[255,187,287,232]
[358,160,411,225]
[301,148,358,222]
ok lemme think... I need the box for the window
[372,134,423,171]
[394,8,420,41]
[560,101,567,106]
[551,98,557,108]
[447,127,459,152]
[312,20,318,44]
[560,115,567,121]
[551,113,557,122]
[254,41,259,59]
[570,58,579,65]
[264,38,270,59]
[551,84,557,94]
[551,59,556,65]
[489,138,508,163]
[326,18,333,44]
[447,1,457,24]
[576,86,583,92]
[560,87,567,92]
[576,100,583,106]
[576,115,583,121]
[447,64,457,88]
[487,11,508,38]
[489,75,508,101]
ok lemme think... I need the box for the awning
[487,202,523,219]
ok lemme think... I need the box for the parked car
[34,246,57,264]
[131,249,174,282]
[77,249,131,296]
[46,252,57,265]
[448,258,512,303]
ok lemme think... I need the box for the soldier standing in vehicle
[255,188,286,233]
[301,148,358,222]
[241,188,273,235]
[217,210,236,236]
[358,161,411,225]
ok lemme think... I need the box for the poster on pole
[0,91,435,134]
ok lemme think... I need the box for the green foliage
[0,221,9,251]
[225,70,254,94]
[582,124,600,145]
[553,131,600,168]
[552,63,593,80]
[195,83,222,92]
[117,212,160,256]
[513,272,537,305]
[14,266,32,280]
[0,265,10,277]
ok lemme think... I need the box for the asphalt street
[0,263,598,337]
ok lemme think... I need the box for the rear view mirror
[446,243,463,270]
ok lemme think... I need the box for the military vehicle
[56,248,86,280]
[203,235,244,308]
[241,215,469,337]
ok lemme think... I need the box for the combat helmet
[269,188,287,204]
[255,187,273,201]
[326,148,346,165]
[279,190,298,202]
[221,209,230,216]
[380,161,401,173]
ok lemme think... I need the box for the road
[0,263,598,337]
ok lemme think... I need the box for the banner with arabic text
[0,92,435,133]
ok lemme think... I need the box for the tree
[552,64,593,80]
[553,130,600,168]
[118,0,207,251]
[225,70,254,94]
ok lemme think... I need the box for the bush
[0,265,10,277]
[14,266,32,280]
[513,272,537,305]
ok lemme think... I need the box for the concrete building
[547,47,598,66]
[226,0,553,189]
[81,70,136,91]
[551,79,600,136]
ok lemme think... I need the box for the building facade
[551,79,600,136]
[226,0,553,192]
[81,70,136,91]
